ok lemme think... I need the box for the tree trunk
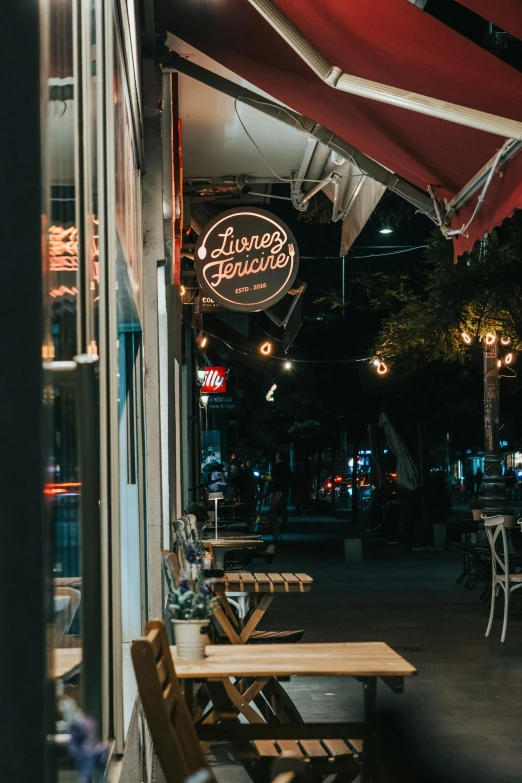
[481,341,505,513]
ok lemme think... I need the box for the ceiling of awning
[160,0,522,258]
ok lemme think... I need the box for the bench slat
[277,740,304,758]
[254,740,279,757]
[299,740,328,758]
[322,739,353,757]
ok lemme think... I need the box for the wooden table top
[54,648,82,679]
[214,571,313,593]
[205,539,264,548]
[171,642,417,679]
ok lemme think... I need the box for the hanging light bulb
[376,361,388,375]
[373,358,380,367]
[485,333,496,345]
[497,359,502,368]
[461,332,472,345]
[198,332,208,349]
[260,341,272,356]
[284,360,292,370]
[180,285,186,297]
[505,352,514,365]
[501,336,511,345]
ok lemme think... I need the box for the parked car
[319,474,372,502]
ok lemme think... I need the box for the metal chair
[484,515,522,642]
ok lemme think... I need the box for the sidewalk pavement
[208,511,522,783]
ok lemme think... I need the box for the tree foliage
[369,215,522,368]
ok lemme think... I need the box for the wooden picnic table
[204,538,265,569]
[212,571,313,644]
[172,641,416,783]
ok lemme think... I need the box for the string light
[461,332,472,345]
[497,359,502,368]
[266,383,277,402]
[501,336,511,345]
[180,286,186,297]
[373,359,388,375]
[284,360,292,370]
[505,353,514,365]
[485,333,496,345]
[199,332,208,349]
[260,341,272,356]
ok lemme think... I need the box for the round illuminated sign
[194,207,299,312]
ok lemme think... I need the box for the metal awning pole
[157,45,437,221]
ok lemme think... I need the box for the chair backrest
[483,515,509,581]
[162,550,181,591]
[131,619,217,783]
[171,519,187,555]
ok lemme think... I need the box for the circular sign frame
[194,207,299,312]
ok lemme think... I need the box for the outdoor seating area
[126,511,419,783]
[457,514,522,642]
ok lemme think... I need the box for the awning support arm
[245,0,522,141]
[156,44,437,221]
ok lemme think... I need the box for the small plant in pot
[503,508,517,528]
[471,499,484,521]
[167,576,216,660]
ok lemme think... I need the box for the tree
[365,213,522,512]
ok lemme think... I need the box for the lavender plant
[167,578,216,621]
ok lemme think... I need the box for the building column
[141,59,165,619]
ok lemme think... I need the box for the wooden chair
[484,515,522,642]
[131,620,218,783]
[132,621,361,783]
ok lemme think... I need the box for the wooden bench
[131,620,362,783]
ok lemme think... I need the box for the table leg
[259,677,304,724]
[361,678,380,783]
[213,603,243,644]
[239,594,274,642]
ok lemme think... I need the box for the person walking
[272,452,292,527]
[474,467,483,495]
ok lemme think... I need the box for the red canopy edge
[453,151,522,259]
[455,0,522,42]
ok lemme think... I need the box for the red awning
[165,0,522,257]
[456,0,522,42]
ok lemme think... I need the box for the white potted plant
[167,569,216,660]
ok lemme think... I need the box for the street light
[379,225,393,234]
[284,360,292,370]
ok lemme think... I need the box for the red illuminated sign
[202,367,227,393]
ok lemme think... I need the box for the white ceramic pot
[203,556,212,570]
[472,508,483,521]
[173,620,208,660]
